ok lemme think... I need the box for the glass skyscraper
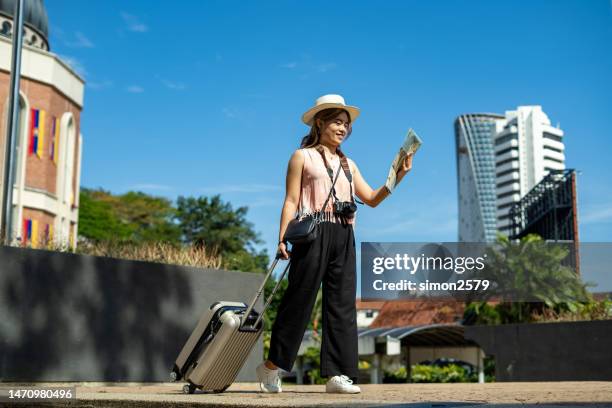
[456,107,566,242]
[455,114,504,242]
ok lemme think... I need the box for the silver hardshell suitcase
[171,256,290,394]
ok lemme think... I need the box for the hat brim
[301,103,360,126]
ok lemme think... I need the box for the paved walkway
[5,381,612,407]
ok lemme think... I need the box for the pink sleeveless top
[297,147,356,225]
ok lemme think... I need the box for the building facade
[0,0,84,248]
[455,113,504,242]
[494,106,565,235]
[456,106,566,242]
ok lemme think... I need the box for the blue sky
[45,1,612,288]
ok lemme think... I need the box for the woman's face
[318,111,351,147]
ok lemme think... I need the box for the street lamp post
[1,0,25,244]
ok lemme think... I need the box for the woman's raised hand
[395,152,414,185]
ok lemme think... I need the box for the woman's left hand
[395,152,414,185]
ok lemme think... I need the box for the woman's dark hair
[300,108,352,148]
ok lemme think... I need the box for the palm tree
[468,233,591,323]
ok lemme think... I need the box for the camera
[333,201,357,218]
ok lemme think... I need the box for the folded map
[385,128,422,193]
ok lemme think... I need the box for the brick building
[0,0,83,248]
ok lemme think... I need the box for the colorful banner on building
[28,109,46,158]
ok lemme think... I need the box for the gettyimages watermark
[360,241,605,302]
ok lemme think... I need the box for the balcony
[497,171,519,185]
[497,193,520,207]
[496,160,519,175]
[494,138,519,154]
[497,182,520,197]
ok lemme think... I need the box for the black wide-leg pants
[268,221,358,380]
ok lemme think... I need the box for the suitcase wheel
[213,385,230,393]
[183,384,197,394]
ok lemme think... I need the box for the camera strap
[315,145,355,204]
[317,164,342,221]
[315,144,363,204]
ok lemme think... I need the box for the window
[495,133,518,146]
[497,169,518,178]
[497,179,518,188]
[496,146,518,156]
[50,116,60,164]
[543,132,562,143]
[0,21,11,37]
[497,190,518,200]
[543,145,563,154]
[497,157,517,167]
[543,155,563,164]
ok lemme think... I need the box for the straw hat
[301,94,360,126]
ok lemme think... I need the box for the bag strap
[317,163,342,221]
[314,145,355,203]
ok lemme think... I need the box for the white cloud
[242,93,270,99]
[249,197,280,208]
[199,184,281,194]
[280,55,338,78]
[160,78,186,90]
[87,79,113,90]
[581,204,612,224]
[121,12,148,33]
[130,183,173,191]
[65,31,94,48]
[58,54,87,78]
[222,108,237,119]
[126,85,144,93]
[316,62,337,73]
[359,199,457,239]
[370,217,456,236]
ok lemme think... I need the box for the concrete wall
[0,245,265,382]
[465,320,612,381]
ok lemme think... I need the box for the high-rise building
[455,113,504,242]
[456,106,565,242]
[494,106,565,235]
[0,0,84,248]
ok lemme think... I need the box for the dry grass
[531,300,612,323]
[77,240,223,269]
[4,238,223,269]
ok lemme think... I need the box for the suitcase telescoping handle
[241,253,291,331]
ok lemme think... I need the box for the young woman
[256,94,414,393]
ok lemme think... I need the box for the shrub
[410,364,470,383]
[303,346,326,384]
[383,366,408,383]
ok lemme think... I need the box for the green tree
[78,188,180,244]
[78,188,132,241]
[115,191,180,243]
[464,233,591,324]
[176,195,269,272]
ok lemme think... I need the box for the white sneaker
[326,375,361,394]
[256,362,282,393]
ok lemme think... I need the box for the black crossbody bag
[282,164,342,245]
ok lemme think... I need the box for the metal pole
[1,0,25,244]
